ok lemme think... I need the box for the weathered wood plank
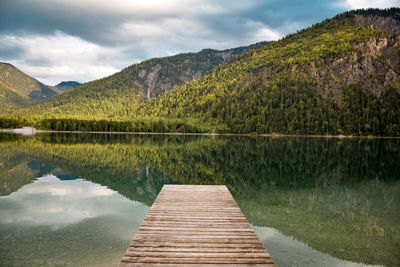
[127,247,268,253]
[121,257,274,265]
[124,251,271,258]
[129,242,266,248]
[120,185,275,266]
[138,227,254,232]
[120,264,275,267]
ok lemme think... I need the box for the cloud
[0,175,147,227]
[0,0,394,85]
[345,0,398,9]
[0,32,123,85]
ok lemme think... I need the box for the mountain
[15,42,270,117]
[1,134,398,266]
[0,151,46,196]
[0,63,60,105]
[4,8,400,136]
[55,81,81,91]
[0,79,32,109]
[137,8,400,136]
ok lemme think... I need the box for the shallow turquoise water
[0,133,399,266]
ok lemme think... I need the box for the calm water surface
[0,133,399,266]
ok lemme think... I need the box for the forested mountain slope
[0,79,32,110]
[138,8,400,136]
[0,63,60,103]
[1,134,398,266]
[2,8,399,136]
[17,42,269,118]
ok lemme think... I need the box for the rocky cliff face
[132,42,271,99]
[145,64,162,99]
[355,12,400,35]
[304,35,400,102]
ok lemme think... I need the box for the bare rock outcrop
[354,13,400,35]
[146,64,162,99]
[307,35,400,101]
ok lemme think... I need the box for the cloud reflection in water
[0,175,146,227]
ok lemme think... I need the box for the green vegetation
[138,8,400,136]
[239,181,400,266]
[10,42,269,117]
[0,133,399,265]
[0,79,32,111]
[0,116,208,133]
[0,62,60,103]
[2,8,399,136]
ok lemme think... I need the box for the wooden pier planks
[120,185,275,266]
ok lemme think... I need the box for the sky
[0,0,398,85]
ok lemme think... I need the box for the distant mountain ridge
[4,8,400,136]
[0,63,60,109]
[353,8,400,34]
[14,41,271,117]
[137,8,400,135]
[55,81,81,91]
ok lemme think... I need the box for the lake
[0,133,399,266]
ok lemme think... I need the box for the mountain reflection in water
[0,133,399,266]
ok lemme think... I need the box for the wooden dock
[120,185,275,266]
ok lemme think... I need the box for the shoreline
[0,128,399,139]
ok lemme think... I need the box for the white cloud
[0,175,147,227]
[246,21,281,43]
[1,1,278,85]
[3,0,394,85]
[0,32,123,85]
[344,0,398,9]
